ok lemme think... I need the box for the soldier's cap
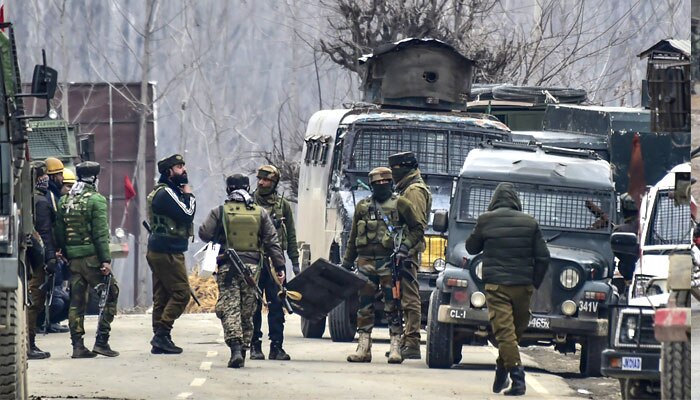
[44,157,64,175]
[76,161,101,178]
[157,154,185,174]
[368,167,393,184]
[226,174,249,189]
[257,165,280,183]
[388,151,418,168]
[31,161,47,177]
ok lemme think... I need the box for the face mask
[171,171,188,186]
[371,183,393,202]
[391,166,413,182]
[35,175,49,191]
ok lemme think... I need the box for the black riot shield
[286,258,367,321]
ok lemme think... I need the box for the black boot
[71,336,96,359]
[227,340,245,368]
[93,334,120,357]
[504,366,526,396]
[269,342,291,360]
[47,323,70,333]
[27,335,51,360]
[165,333,183,353]
[150,330,183,355]
[250,341,265,360]
[492,365,510,393]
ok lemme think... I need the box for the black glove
[292,263,300,275]
[341,261,356,271]
[44,258,57,275]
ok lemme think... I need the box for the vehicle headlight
[433,258,446,272]
[622,315,638,342]
[559,267,580,290]
[471,291,486,308]
[473,260,483,281]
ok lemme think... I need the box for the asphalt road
[28,313,585,400]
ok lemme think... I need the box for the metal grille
[646,190,691,245]
[613,308,659,349]
[28,126,72,159]
[351,126,497,175]
[458,183,613,232]
[420,235,447,270]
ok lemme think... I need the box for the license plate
[449,308,468,319]
[578,300,599,314]
[528,316,550,329]
[622,357,642,371]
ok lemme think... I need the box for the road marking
[190,378,206,387]
[527,374,548,394]
[200,361,212,371]
[176,393,192,399]
[206,351,218,357]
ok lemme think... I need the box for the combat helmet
[62,168,77,185]
[257,165,280,183]
[76,161,101,179]
[368,167,393,184]
[45,157,64,175]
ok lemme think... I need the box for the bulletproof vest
[221,202,262,252]
[257,194,287,251]
[61,190,95,247]
[147,183,193,239]
[354,195,400,250]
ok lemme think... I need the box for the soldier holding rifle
[198,174,286,369]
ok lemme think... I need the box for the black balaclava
[371,182,393,202]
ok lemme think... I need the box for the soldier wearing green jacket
[56,161,120,359]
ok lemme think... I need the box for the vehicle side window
[645,190,691,245]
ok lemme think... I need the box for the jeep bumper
[601,348,660,380]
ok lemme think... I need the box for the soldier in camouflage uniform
[388,151,432,360]
[341,167,425,364]
[55,161,120,359]
[251,164,299,360]
[146,154,196,354]
[198,174,286,369]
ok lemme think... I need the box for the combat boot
[227,340,245,368]
[150,330,182,354]
[492,364,511,393]
[71,336,96,359]
[387,334,403,364]
[250,340,265,360]
[93,334,120,357]
[27,335,51,360]
[269,342,291,361]
[504,366,526,396]
[400,345,421,360]
[347,332,372,363]
[165,333,183,353]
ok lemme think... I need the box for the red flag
[627,133,646,209]
[124,175,136,201]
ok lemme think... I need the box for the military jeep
[427,141,618,377]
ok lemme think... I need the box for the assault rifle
[39,272,56,335]
[389,227,405,328]
[94,274,112,334]
[222,248,264,301]
[268,264,294,314]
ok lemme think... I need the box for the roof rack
[480,140,600,160]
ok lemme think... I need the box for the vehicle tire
[619,378,657,400]
[300,316,326,338]
[426,289,453,369]
[579,335,605,377]
[0,282,27,399]
[328,300,356,342]
[661,341,690,400]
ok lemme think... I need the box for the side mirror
[610,232,640,258]
[433,209,448,233]
[30,64,58,100]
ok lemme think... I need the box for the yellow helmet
[44,157,64,175]
[62,168,76,185]
[256,165,280,183]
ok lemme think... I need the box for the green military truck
[0,23,58,399]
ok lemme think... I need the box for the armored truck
[427,141,617,377]
[0,23,58,399]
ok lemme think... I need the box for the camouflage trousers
[27,265,48,337]
[355,256,402,335]
[485,283,533,369]
[69,255,120,337]
[147,250,191,334]
[215,262,259,348]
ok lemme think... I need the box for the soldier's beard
[171,172,188,186]
[257,184,275,196]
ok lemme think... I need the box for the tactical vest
[147,183,193,239]
[258,195,287,251]
[61,190,95,247]
[221,202,262,252]
[354,195,400,250]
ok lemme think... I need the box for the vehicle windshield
[457,180,614,233]
[348,124,508,176]
[644,189,691,246]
